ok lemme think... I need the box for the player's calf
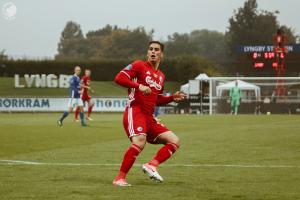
[149,142,179,167]
[74,106,80,121]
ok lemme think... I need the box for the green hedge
[0,59,179,81]
[0,56,222,82]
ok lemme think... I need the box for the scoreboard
[237,29,300,79]
[252,51,285,69]
[237,43,300,71]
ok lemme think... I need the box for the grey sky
[0,0,299,59]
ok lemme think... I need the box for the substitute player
[57,66,87,126]
[230,80,241,115]
[113,41,186,186]
[75,69,94,121]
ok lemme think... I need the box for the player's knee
[134,142,146,150]
[132,135,146,150]
[168,135,180,147]
[173,136,180,147]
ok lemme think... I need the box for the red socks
[116,144,142,180]
[87,105,94,117]
[149,143,179,167]
[75,105,93,119]
[74,107,80,119]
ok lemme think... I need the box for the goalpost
[208,77,300,115]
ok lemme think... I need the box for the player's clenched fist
[139,84,152,95]
[173,91,187,102]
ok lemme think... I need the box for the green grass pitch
[0,113,300,200]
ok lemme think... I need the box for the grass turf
[0,113,300,200]
[0,77,181,97]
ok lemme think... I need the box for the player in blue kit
[57,66,87,127]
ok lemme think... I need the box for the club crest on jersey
[137,127,143,132]
[145,76,162,90]
[159,76,163,83]
[125,64,132,70]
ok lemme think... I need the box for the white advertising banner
[0,97,128,112]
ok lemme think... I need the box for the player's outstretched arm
[156,95,174,106]
[173,91,187,102]
[156,91,187,106]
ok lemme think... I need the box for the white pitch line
[0,160,300,169]
[0,160,42,165]
[0,160,119,166]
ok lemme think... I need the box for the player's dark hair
[149,41,164,52]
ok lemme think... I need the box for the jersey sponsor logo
[0,98,50,108]
[145,76,162,90]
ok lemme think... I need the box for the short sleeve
[70,76,74,85]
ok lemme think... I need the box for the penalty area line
[0,160,300,169]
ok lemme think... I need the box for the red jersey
[115,60,173,115]
[81,75,91,97]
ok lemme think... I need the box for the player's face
[74,67,81,76]
[147,43,163,63]
[85,70,91,77]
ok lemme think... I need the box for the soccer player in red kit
[113,41,186,186]
[75,69,94,121]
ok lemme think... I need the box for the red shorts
[81,95,91,102]
[123,106,169,144]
